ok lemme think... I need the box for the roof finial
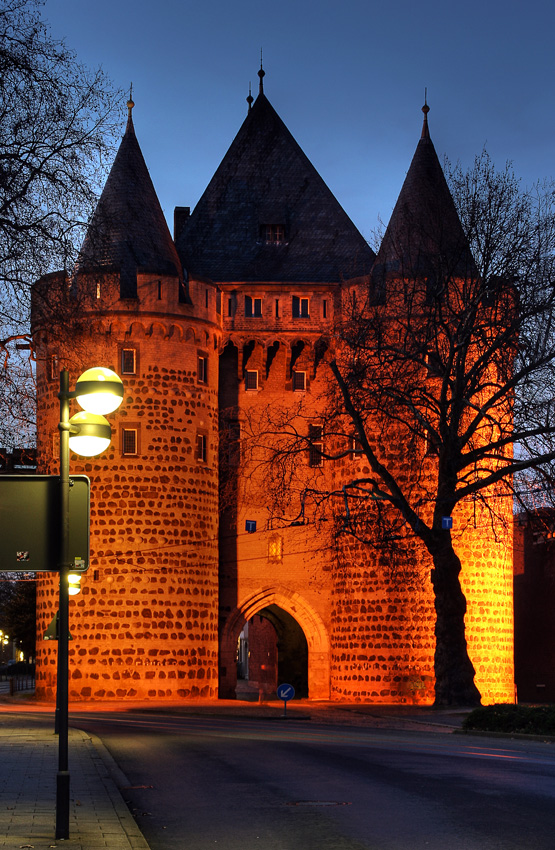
[247,81,253,112]
[126,83,135,132]
[421,88,430,139]
[258,49,265,95]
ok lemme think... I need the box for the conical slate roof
[371,105,476,290]
[176,85,374,283]
[77,102,181,297]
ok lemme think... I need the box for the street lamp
[56,367,123,840]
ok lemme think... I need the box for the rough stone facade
[32,83,514,705]
[33,272,221,700]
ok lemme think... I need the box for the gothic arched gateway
[219,589,331,701]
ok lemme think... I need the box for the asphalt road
[73,711,555,850]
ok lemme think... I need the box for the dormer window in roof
[262,224,286,245]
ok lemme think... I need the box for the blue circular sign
[277,683,295,702]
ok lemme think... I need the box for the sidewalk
[0,711,150,850]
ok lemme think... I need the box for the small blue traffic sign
[277,683,295,702]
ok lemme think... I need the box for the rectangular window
[48,354,59,382]
[264,224,285,244]
[245,370,258,391]
[197,353,208,384]
[293,371,306,392]
[322,299,328,319]
[121,348,136,375]
[425,350,442,377]
[424,428,439,456]
[227,292,237,317]
[96,282,101,299]
[122,429,137,456]
[245,295,262,317]
[352,435,364,458]
[275,299,279,318]
[292,296,309,318]
[157,281,162,300]
[308,424,323,467]
[196,432,207,462]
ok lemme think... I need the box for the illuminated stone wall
[217,282,335,701]
[33,272,221,701]
[457,495,514,704]
[33,275,514,707]
[217,280,514,706]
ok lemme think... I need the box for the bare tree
[0,0,119,446]
[248,153,555,706]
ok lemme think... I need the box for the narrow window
[352,435,364,458]
[293,371,306,392]
[48,354,59,382]
[245,370,258,391]
[205,289,209,308]
[292,296,309,318]
[308,424,323,467]
[96,282,101,300]
[322,299,328,319]
[122,429,137,456]
[424,428,439,456]
[197,353,208,384]
[227,292,237,317]
[196,432,207,462]
[157,281,162,300]
[121,348,136,375]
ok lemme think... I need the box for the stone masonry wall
[33,272,221,701]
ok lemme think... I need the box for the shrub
[463,704,555,735]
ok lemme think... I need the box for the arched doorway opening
[219,588,330,701]
[237,606,309,700]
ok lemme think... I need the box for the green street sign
[0,475,90,572]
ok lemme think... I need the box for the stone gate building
[31,72,514,705]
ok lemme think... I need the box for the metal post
[56,369,70,840]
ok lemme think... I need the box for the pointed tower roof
[371,103,476,290]
[77,98,181,297]
[176,87,374,283]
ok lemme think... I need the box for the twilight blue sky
[45,0,554,244]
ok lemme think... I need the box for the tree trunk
[430,538,482,707]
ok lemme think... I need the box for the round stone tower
[32,101,222,702]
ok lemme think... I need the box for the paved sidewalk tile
[0,715,150,850]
